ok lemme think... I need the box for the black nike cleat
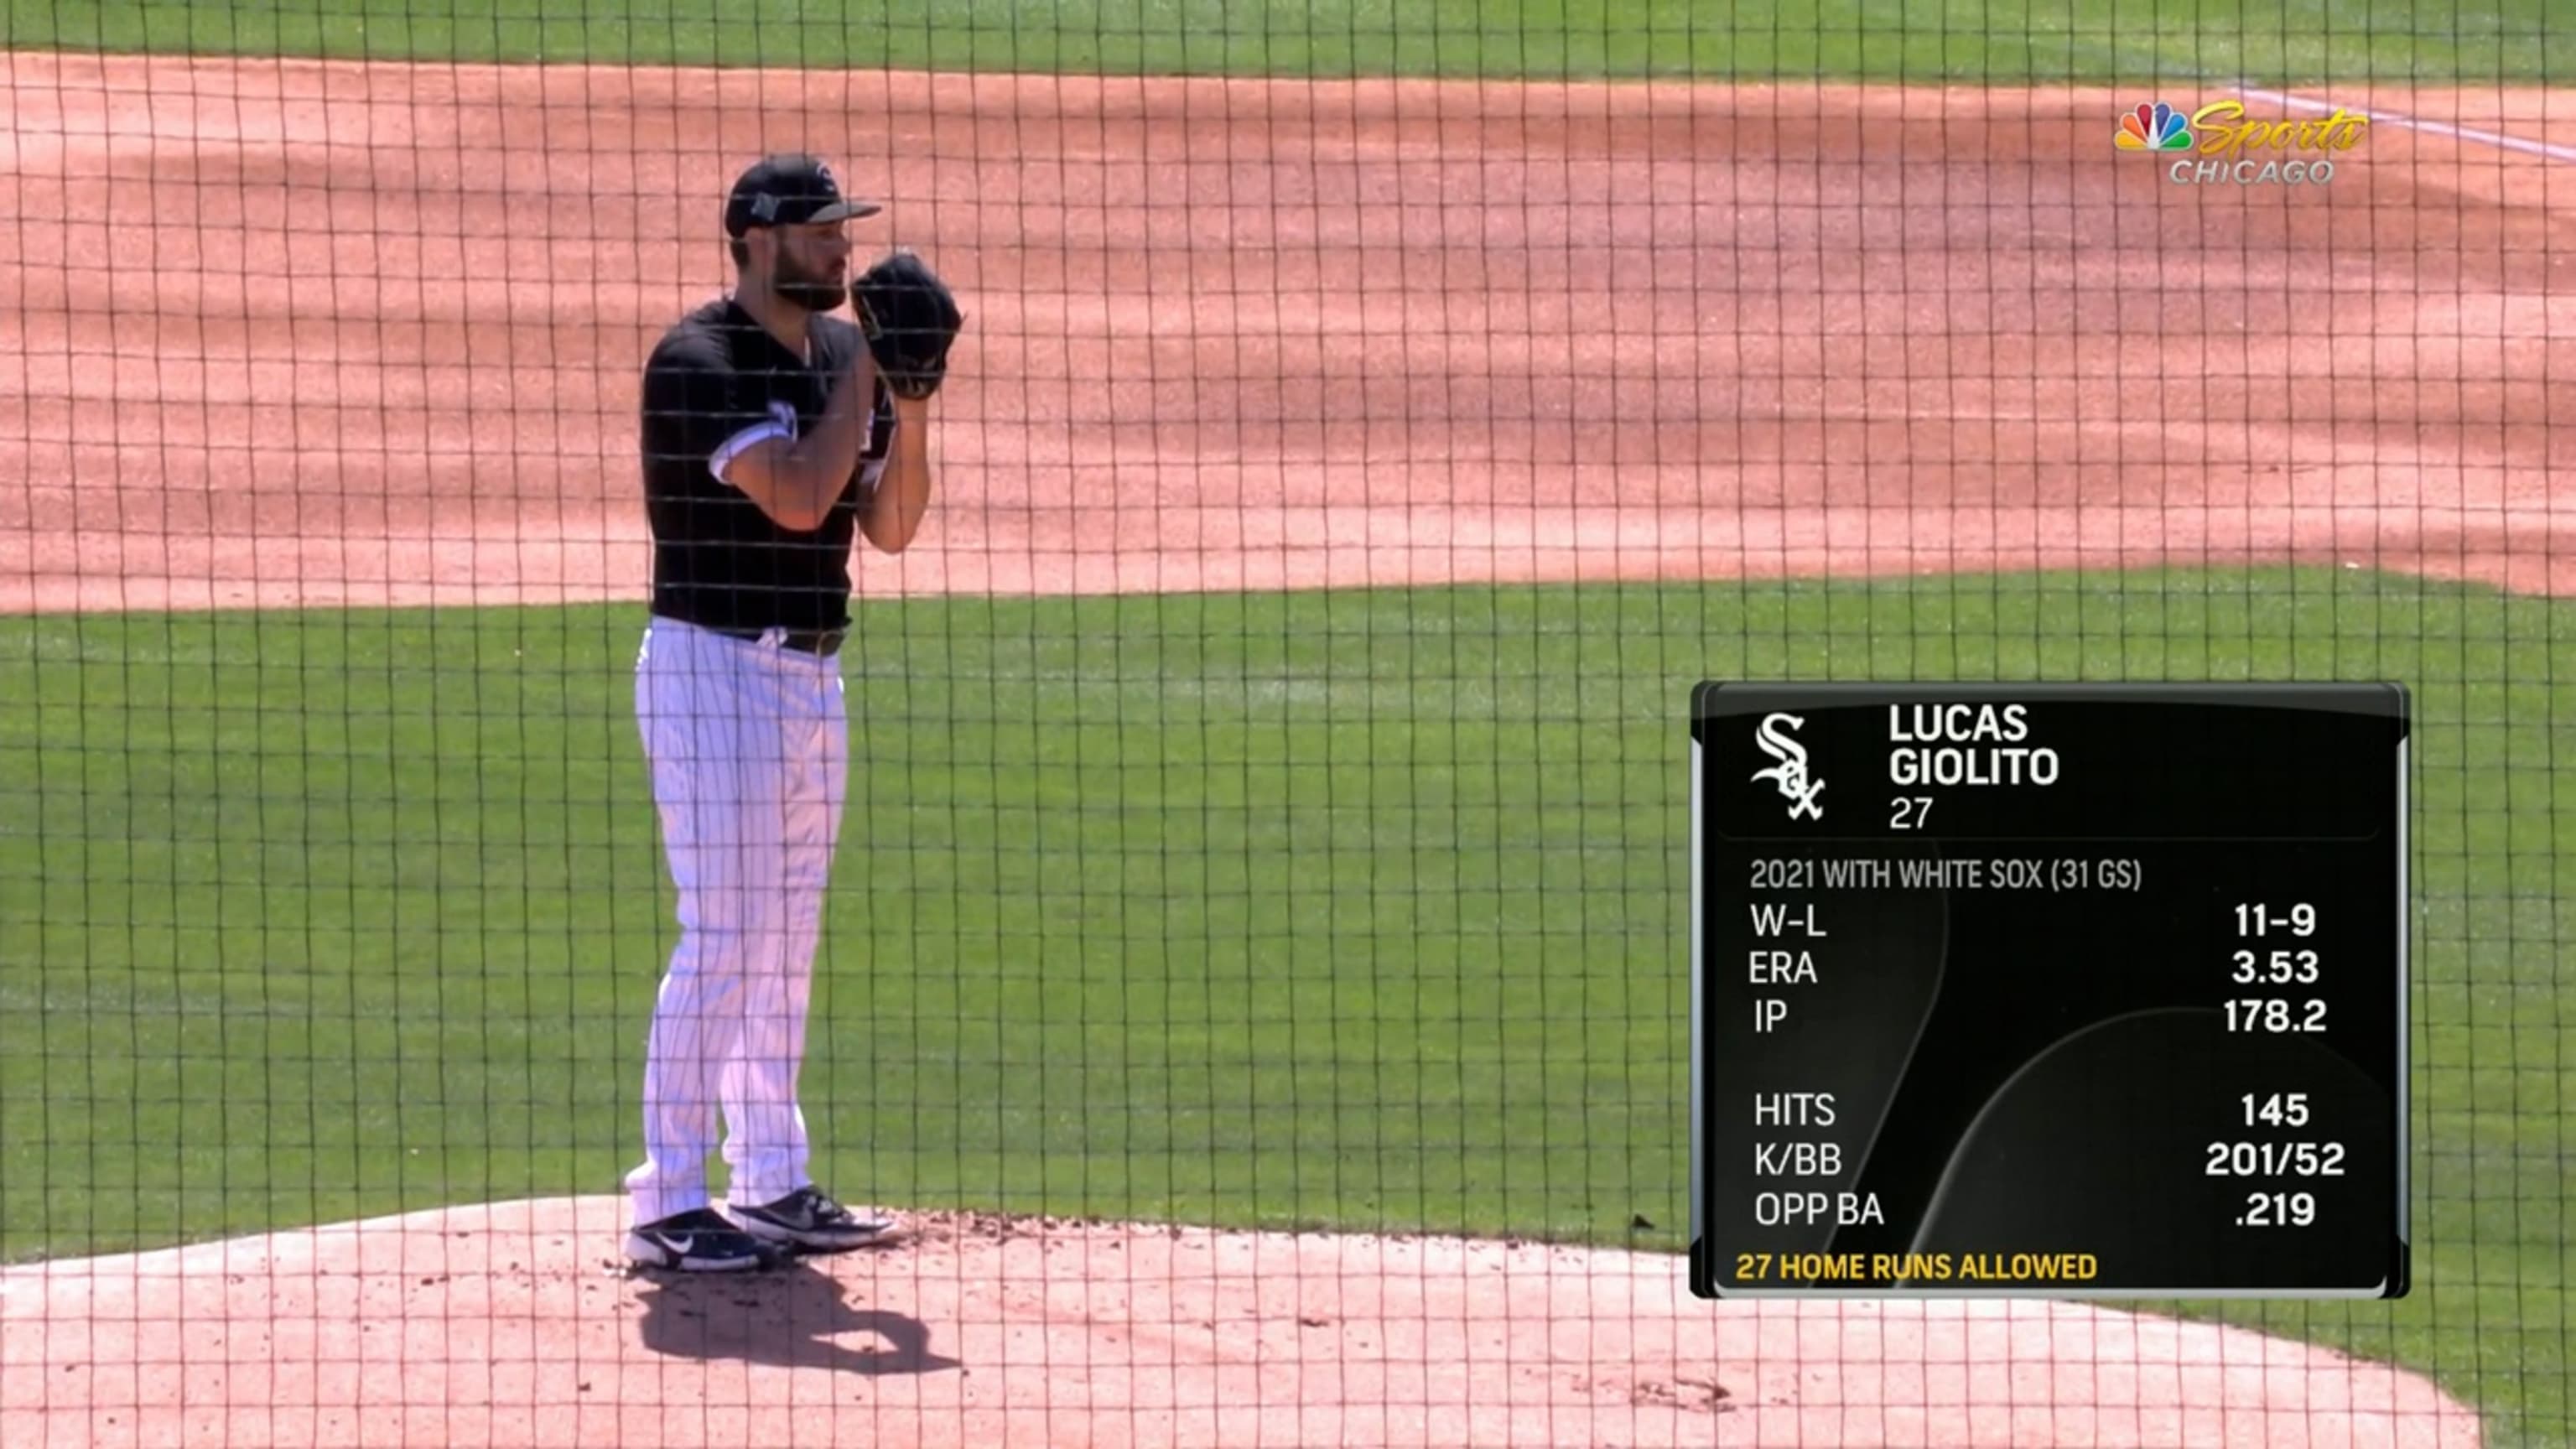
[626,1208,782,1272]
[728,1187,907,1254]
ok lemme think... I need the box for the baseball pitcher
[623,153,963,1272]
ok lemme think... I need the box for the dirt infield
[0,1197,2485,1448]
[0,49,2553,1446]
[0,55,2569,611]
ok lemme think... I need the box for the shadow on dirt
[632,1258,962,1376]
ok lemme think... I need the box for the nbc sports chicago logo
[2117,99,2369,184]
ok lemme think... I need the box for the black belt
[704,624,847,657]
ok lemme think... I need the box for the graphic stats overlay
[1687,684,2408,1300]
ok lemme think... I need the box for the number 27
[1892,797,1932,829]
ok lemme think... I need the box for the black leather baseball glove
[853,248,963,400]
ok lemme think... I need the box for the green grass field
[5,0,2569,83]
[4,569,2573,1443]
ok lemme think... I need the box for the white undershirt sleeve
[709,419,795,488]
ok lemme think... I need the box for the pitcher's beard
[776,279,849,314]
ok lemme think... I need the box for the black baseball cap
[723,153,882,236]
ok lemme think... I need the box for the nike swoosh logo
[662,1234,695,1254]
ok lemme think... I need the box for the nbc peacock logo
[2116,101,2194,152]
[2119,97,2367,184]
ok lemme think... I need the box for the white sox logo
[1750,712,1826,820]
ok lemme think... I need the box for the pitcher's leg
[624,621,761,1227]
[723,663,846,1206]
[725,666,901,1251]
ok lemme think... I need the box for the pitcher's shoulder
[647,303,747,374]
[652,297,755,354]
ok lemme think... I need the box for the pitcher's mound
[1,1197,2479,1448]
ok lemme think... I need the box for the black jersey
[639,296,896,633]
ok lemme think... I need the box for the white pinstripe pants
[624,615,847,1225]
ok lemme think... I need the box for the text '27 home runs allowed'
[1687,683,2412,1300]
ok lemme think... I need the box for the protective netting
[0,8,2562,1447]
